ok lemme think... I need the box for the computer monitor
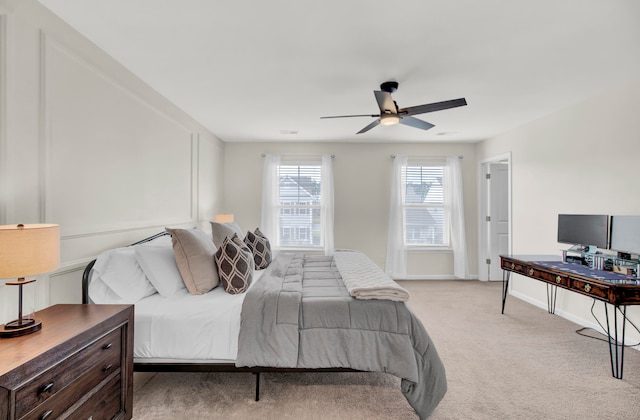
[610,216,640,256]
[557,214,609,250]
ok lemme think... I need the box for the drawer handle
[584,284,592,293]
[38,382,54,395]
[529,268,534,276]
[556,276,562,284]
[103,343,113,350]
[40,410,53,420]
[103,364,113,372]
[510,262,515,269]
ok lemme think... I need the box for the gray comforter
[236,253,447,419]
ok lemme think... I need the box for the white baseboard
[509,290,640,351]
[395,275,479,280]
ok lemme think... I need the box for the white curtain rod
[261,153,335,158]
[391,154,463,159]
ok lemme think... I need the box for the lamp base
[0,318,42,338]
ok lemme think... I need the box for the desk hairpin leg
[604,303,626,379]
[501,270,511,314]
[546,284,558,314]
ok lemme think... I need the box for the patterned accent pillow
[214,234,253,294]
[244,228,272,269]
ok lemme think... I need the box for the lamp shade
[214,214,234,223]
[0,224,60,279]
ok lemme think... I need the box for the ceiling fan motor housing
[380,81,398,93]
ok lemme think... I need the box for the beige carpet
[132,281,640,419]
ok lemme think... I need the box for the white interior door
[488,163,510,280]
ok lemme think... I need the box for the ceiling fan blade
[356,119,381,134]
[320,114,378,119]
[399,116,435,131]
[374,91,397,114]
[400,98,467,116]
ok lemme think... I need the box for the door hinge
[486,173,491,179]
[486,216,491,222]
[486,258,491,265]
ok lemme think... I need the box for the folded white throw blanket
[334,250,410,302]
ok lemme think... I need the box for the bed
[82,226,447,419]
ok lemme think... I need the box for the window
[277,161,322,248]
[403,162,449,247]
[386,155,467,279]
[262,154,334,255]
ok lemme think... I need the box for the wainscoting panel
[1,5,224,323]
[42,34,195,240]
[49,262,90,305]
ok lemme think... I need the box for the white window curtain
[385,155,408,278]
[321,155,335,256]
[445,156,469,279]
[261,154,281,249]
[261,154,334,256]
[385,155,469,279]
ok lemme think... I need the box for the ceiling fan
[321,81,467,134]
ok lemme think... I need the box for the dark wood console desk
[500,255,640,379]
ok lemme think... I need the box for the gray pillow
[166,227,219,295]
[210,221,244,248]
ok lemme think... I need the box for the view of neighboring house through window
[403,162,449,247]
[278,162,322,248]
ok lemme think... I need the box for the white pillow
[91,247,156,304]
[88,275,127,304]
[135,243,185,298]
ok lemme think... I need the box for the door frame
[478,152,512,281]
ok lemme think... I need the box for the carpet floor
[132,280,640,419]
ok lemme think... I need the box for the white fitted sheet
[133,269,264,361]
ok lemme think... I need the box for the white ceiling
[38,0,640,143]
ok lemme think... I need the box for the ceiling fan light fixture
[380,115,400,126]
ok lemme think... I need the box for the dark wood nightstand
[0,304,133,419]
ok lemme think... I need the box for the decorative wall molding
[1,16,221,319]
[51,261,90,277]
[40,32,193,133]
[192,132,199,222]
[39,29,48,223]
[59,223,187,241]
[40,32,197,239]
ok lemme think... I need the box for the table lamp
[0,224,60,338]
[214,214,234,223]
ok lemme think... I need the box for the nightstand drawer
[23,372,121,420]
[68,374,122,420]
[15,328,121,418]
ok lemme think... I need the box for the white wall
[477,80,640,345]
[0,0,224,323]
[224,141,478,278]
